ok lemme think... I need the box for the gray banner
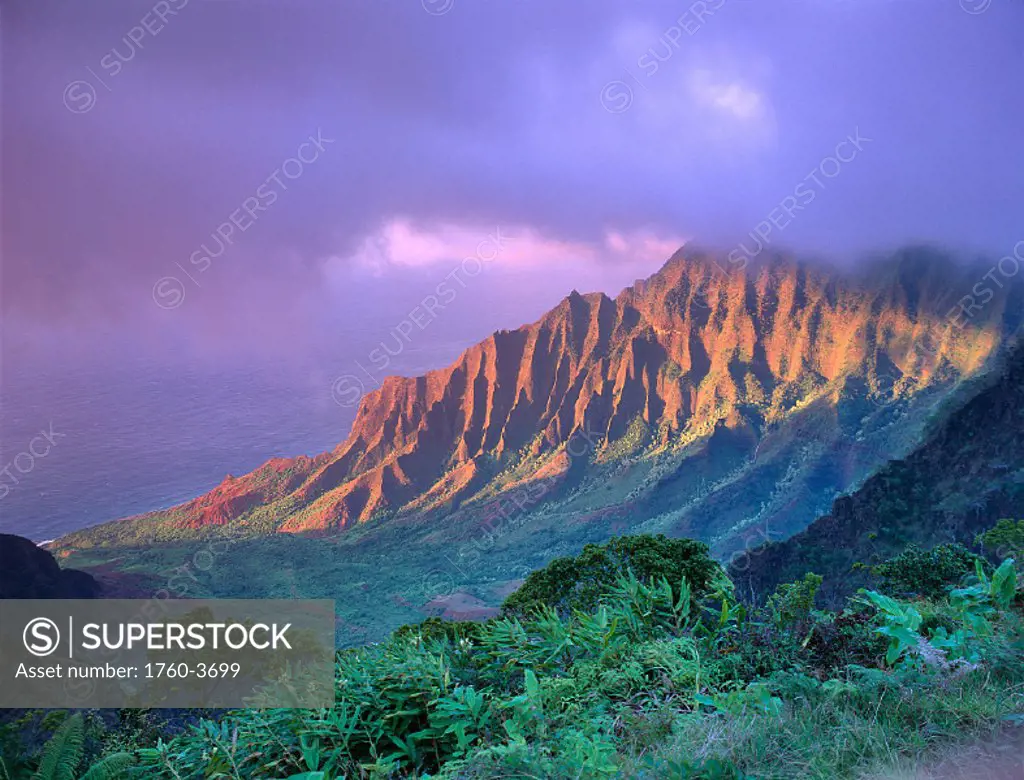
[0,599,335,708]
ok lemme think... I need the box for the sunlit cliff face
[53,246,1018,546]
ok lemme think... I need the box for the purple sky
[4,0,1024,364]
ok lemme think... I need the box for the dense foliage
[4,534,1022,779]
[871,543,982,599]
[978,519,1024,570]
[0,713,132,780]
[501,534,723,617]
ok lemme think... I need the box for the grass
[12,536,1016,779]
[623,671,1024,779]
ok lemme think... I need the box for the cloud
[5,0,1024,359]
[688,70,765,121]
[325,219,686,280]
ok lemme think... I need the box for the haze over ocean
[0,264,654,541]
[0,350,351,541]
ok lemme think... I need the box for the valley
[51,247,1023,644]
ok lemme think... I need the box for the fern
[33,715,84,780]
[78,754,134,780]
[28,715,134,780]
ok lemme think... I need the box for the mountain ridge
[731,335,1024,602]
[57,245,1020,556]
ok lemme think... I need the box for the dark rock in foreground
[0,533,101,598]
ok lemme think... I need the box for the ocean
[0,263,654,542]
[0,317,544,541]
[0,353,356,542]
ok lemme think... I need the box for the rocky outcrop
[0,534,101,598]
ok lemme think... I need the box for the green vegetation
[0,714,133,780]
[978,519,1024,571]
[871,542,982,599]
[766,572,822,629]
[733,343,1024,602]
[7,534,1020,779]
[501,534,723,617]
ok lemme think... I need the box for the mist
[4,0,1023,370]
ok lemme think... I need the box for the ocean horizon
[0,353,353,542]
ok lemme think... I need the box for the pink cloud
[325,218,687,280]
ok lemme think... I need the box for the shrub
[392,617,484,643]
[859,558,1018,668]
[502,534,723,617]
[105,540,1023,780]
[871,543,981,599]
[976,519,1024,570]
[768,572,823,629]
[801,609,888,675]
